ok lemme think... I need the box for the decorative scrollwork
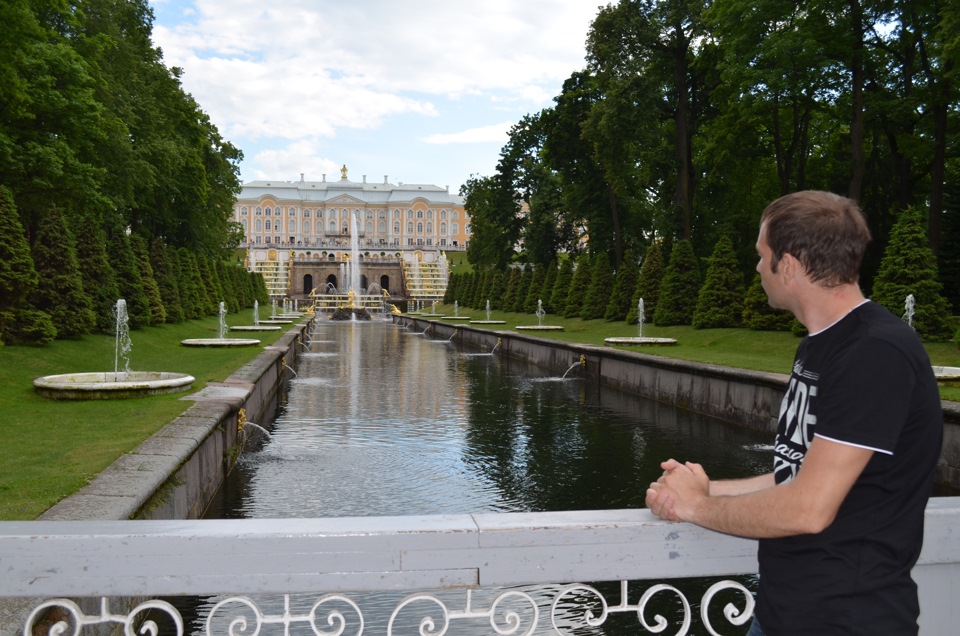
[389,594,449,636]
[308,594,364,636]
[700,580,754,636]
[636,584,690,635]
[205,596,263,636]
[23,598,182,636]
[487,590,538,636]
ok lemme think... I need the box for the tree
[522,265,546,314]
[605,249,639,321]
[30,206,96,338]
[629,241,665,324]
[130,234,166,325]
[153,241,184,323]
[653,239,700,326]
[549,258,575,317]
[742,274,794,331]
[871,206,953,341]
[70,205,120,333]
[106,217,151,328]
[693,235,744,328]
[540,261,559,314]
[563,254,594,319]
[581,253,615,320]
[0,186,41,341]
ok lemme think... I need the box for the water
[114,299,131,380]
[218,301,227,339]
[174,321,771,633]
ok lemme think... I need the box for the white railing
[2,501,960,634]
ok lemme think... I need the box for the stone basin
[33,371,195,400]
[180,338,261,347]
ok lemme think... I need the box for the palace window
[453,211,459,219]
[330,221,337,233]
[303,220,310,233]
[427,210,433,220]
[426,222,432,233]
[417,223,423,233]
[304,210,311,217]
[265,220,272,230]
[265,236,271,243]
[427,238,433,245]
[265,208,272,216]
[440,210,446,220]
[407,222,414,233]
[394,223,400,232]
[288,219,295,231]
[255,219,262,231]
[452,223,459,235]
[366,222,373,233]
[417,210,423,219]
[241,219,247,232]
[440,222,447,234]
[256,207,262,216]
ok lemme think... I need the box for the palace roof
[240,176,464,206]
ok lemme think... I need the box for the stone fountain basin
[180,338,261,347]
[933,366,960,382]
[33,372,195,400]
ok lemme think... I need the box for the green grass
[0,309,290,520]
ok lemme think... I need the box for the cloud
[421,122,514,145]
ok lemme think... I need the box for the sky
[148,0,602,195]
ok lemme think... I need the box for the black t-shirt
[757,301,942,635]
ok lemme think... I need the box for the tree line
[446,204,954,341]
[0,0,253,344]
[462,0,959,312]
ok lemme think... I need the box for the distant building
[233,167,469,303]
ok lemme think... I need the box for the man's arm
[646,437,873,539]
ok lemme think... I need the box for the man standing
[646,191,943,635]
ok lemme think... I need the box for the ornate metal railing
[3,501,959,635]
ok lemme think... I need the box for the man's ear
[780,252,800,283]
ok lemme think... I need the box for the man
[646,191,943,635]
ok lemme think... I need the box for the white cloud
[421,121,513,145]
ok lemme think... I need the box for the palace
[233,166,470,306]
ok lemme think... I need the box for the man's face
[756,223,787,310]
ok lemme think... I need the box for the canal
[181,318,773,634]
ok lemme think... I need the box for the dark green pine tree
[522,265,546,314]
[501,268,523,311]
[605,249,639,321]
[30,207,96,338]
[871,206,953,341]
[488,269,508,311]
[198,254,223,313]
[549,258,575,317]
[106,217,152,329]
[563,253,593,319]
[653,239,700,326]
[251,271,271,306]
[0,186,54,345]
[512,266,534,313]
[581,253,614,320]
[130,235,166,325]
[693,235,745,329]
[477,269,495,309]
[443,272,459,304]
[540,261,559,313]
[629,241,665,324]
[153,242,185,323]
[465,270,482,308]
[177,248,204,319]
[70,206,120,334]
[217,260,240,313]
[741,274,794,331]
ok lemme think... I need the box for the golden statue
[340,164,348,179]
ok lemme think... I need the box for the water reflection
[185,320,771,634]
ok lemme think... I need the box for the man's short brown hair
[760,191,871,287]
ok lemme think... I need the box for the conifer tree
[30,207,96,338]
[251,271,270,306]
[563,253,593,319]
[523,265,546,314]
[468,270,485,308]
[71,206,120,333]
[106,217,151,328]
[653,239,700,326]
[540,261,559,313]
[549,258,574,316]
[741,274,794,331]
[693,235,744,329]
[871,206,953,341]
[629,241,664,324]
[477,269,495,309]
[502,267,523,311]
[581,252,614,320]
[443,272,459,304]
[198,254,223,313]
[177,248,204,319]
[488,269,507,311]
[605,249,638,321]
[130,235,166,325]
[218,260,240,313]
[153,242,185,323]
[0,187,47,343]
[512,266,534,313]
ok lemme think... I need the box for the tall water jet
[254,300,260,326]
[114,299,132,381]
[515,298,563,331]
[469,299,505,325]
[603,297,677,347]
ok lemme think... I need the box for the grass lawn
[0,309,289,520]
[3,304,958,520]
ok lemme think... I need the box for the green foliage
[653,240,700,326]
[693,236,744,329]
[0,308,56,346]
[502,268,523,311]
[540,262,559,313]
[0,186,39,330]
[30,206,96,338]
[106,218,151,328]
[605,249,638,321]
[70,206,120,333]
[871,207,953,341]
[549,258,575,316]
[741,274,794,331]
[512,266,534,313]
[130,235,166,326]
[523,265,546,313]
[630,241,664,324]
[563,254,594,319]
[152,242,184,323]
[581,253,614,320]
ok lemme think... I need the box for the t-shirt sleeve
[812,339,915,455]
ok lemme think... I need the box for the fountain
[604,298,677,346]
[181,302,262,347]
[230,299,282,332]
[442,299,471,321]
[516,299,564,332]
[421,300,444,318]
[328,212,375,321]
[468,299,506,325]
[33,299,196,399]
